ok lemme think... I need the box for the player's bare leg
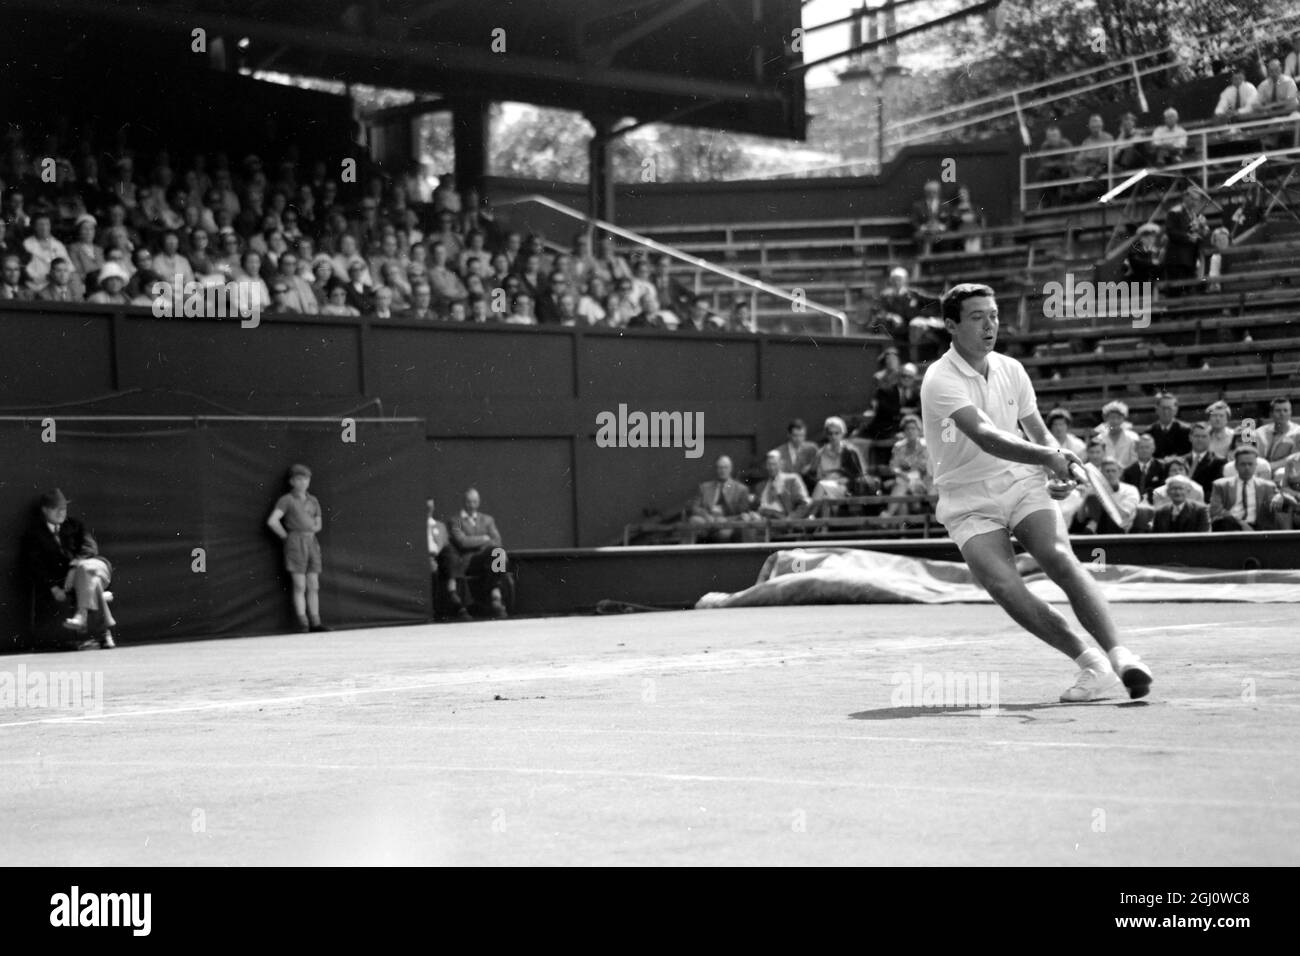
[957,527,1089,658]
[1013,508,1153,699]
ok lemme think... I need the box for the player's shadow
[850,700,1149,722]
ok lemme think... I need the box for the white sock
[1107,646,1137,671]
[1075,647,1110,671]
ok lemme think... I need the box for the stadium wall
[0,418,429,650]
[0,302,883,555]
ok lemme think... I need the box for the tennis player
[920,283,1153,701]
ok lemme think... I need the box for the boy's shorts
[284,531,322,574]
[78,556,112,586]
[935,470,1060,549]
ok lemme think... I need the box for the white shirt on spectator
[23,235,69,287]
[1215,81,1258,115]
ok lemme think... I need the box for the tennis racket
[1070,462,1125,529]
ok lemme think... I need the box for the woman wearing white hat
[88,262,132,305]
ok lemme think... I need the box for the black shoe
[455,607,472,621]
[490,599,508,619]
[309,623,330,633]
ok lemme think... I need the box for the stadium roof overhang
[8,0,808,140]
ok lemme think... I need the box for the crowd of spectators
[1051,393,1300,534]
[0,125,756,331]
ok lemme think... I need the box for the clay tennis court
[2,602,1296,866]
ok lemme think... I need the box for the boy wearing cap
[267,464,329,632]
[62,533,117,647]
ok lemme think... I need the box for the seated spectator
[67,215,104,280]
[677,294,722,332]
[553,292,580,326]
[1219,432,1273,481]
[515,252,545,299]
[19,489,94,650]
[458,230,490,276]
[1257,396,1300,463]
[467,295,491,323]
[1152,475,1211,533]
[727,300,753,333]
[446,487,510,619]
[273,252,318,314]
[1146,391,1193,458]
[884,415,932,516]
[810,416,873,511]
[576,276,608,325]
[535,270,570,324]
[23,212,70,291]
[61,532,117,642]
[1046,407,1087,457]
[1057,437,1104,528]
[1270,448,1300,529]
[428,240,467,307]
[1034,125,1075,206]
[1204,400,1234,459]
[212,228,243,275]
[153,230,194,287]
[1151,457,1206,508]
[651,254,690,321]
[308,256,335,305]
[754,450,812,520]
[870,267,914,339]
[1184,422,1228,501]
[1123,222,1163,283]
[1073,457,1142,534]
[773,419,818,488]
[187,229,217,277]
[1071,114,1115,194]
[87,262,131,305]
[1092,400,1138,467]
[369,285,398,319]
[864,361,921,443]
[504,291,537,325]
[596,234,631,285]
[1254,58,1300,115]
[910,179,948,255]
[320,280,360,316]
[1150,108,1188,166]
[1209,446,1278,531]
[1214,66,1258,118]
[687,455,760,543]
[1121,433,1166,503]
[342,259,373,313]
[36,258,83,303]
[446,300,469,322]
[377,262,411,312]
[408,282,438,321]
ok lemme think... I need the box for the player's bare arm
[948,405,1081,481]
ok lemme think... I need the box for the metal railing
[492,194,850,335]
[1020,114,1300,212]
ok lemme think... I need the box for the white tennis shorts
[935,469,1060,548]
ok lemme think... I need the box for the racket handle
[1068,463,1090,485]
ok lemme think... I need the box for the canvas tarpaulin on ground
[697,547,1300,608]
[0,418,429,649]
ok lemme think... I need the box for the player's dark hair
[787,418,806,433]
[1271,395,1292,408]
[941,283,996,326]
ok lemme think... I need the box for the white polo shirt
[920,344,1041,490]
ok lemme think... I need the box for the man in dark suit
[19,489,85,650]
[1209,447,1278,531]
[1121,433,1166,503]
[1163,188,1208,291]
[1146,391,1192,459]
[688,455,759,543]
[1152,476,1210,533]
[772,419,818,490]
[1184,423,1226,502]
[446,487,510,618]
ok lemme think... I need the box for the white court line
[3,757,1297,811]
[0,640,1003,731]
